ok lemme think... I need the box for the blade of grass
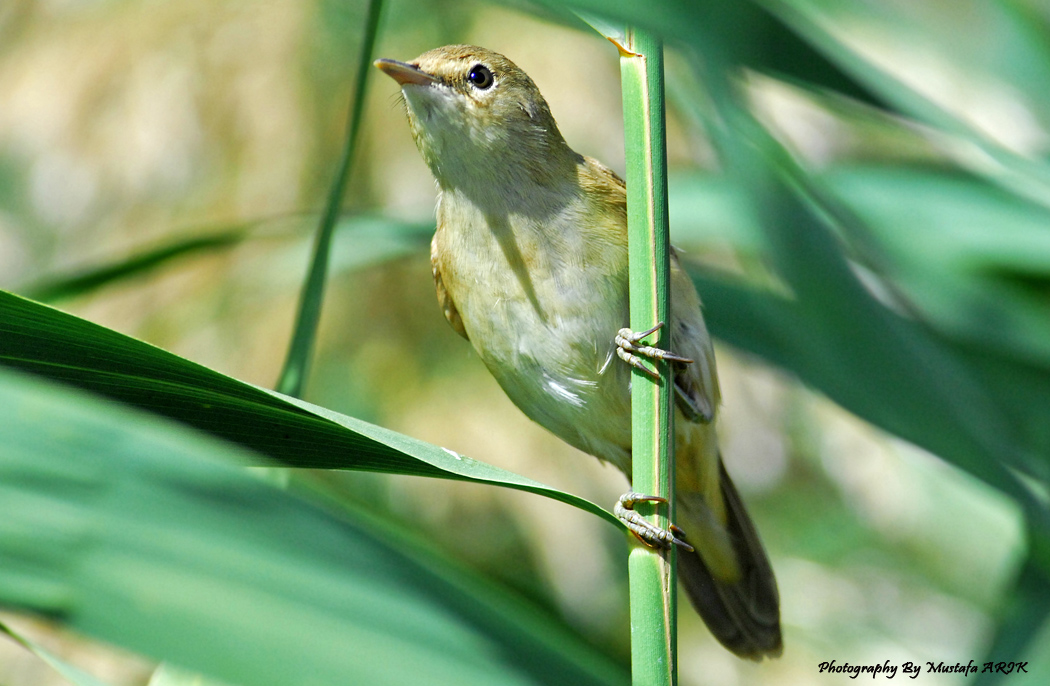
[0,618,114,686]
[275,0,384,398]
[22,230,248,303]
[17,213,432,306]
[617,28,678,686]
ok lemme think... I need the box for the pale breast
[433,187,634,468]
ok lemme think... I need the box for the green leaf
[753,0,1050,206]
[276,0,385,398]
[0,289,618,528]
[685,224,1041,499]
[670,166,1050,367]
[976,555,1050,685]
[819,167,1050,365]
[0,368,628,686]
[21,230,249,303]
[0,618,114,686]
[680,111,1050,659]
[18,213,432,307]
[764,0,1050,137]
[683,115,1050,600]
[541,0,884,108]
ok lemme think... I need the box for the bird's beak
[374,58,440,87]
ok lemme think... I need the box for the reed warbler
[375,44,781,659]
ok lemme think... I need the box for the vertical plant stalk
[275,0,384,398]
[618,28,678,686]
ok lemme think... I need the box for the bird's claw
[615,322,693,379]
[614,492,694,553]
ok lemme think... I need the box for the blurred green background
[1,0,1047,684]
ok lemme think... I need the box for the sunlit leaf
[0,290,618,527]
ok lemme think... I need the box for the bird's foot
[615,322,693,380]
[614,492,694,552]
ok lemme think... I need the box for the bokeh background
[1,0,1044,684]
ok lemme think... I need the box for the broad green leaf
[667,173,764,254]
[0,289,618,528]
[0,368,628,686]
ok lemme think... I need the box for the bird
[374,44,781,659]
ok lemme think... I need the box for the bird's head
[375,45,575,193]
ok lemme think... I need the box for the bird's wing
[670,249,720,424]
[579,157,718,423]
[431,232,469,340]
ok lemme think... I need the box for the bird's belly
[454,267,634,470]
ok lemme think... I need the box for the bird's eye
[467,64,494,90]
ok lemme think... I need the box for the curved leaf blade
[0,290,618,528]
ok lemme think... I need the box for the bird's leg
[614,492,694,552]
[615,322,693,380]
[614,323,695,550]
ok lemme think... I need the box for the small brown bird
[375,45,781,659]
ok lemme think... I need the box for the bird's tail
[674,457,782,659]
